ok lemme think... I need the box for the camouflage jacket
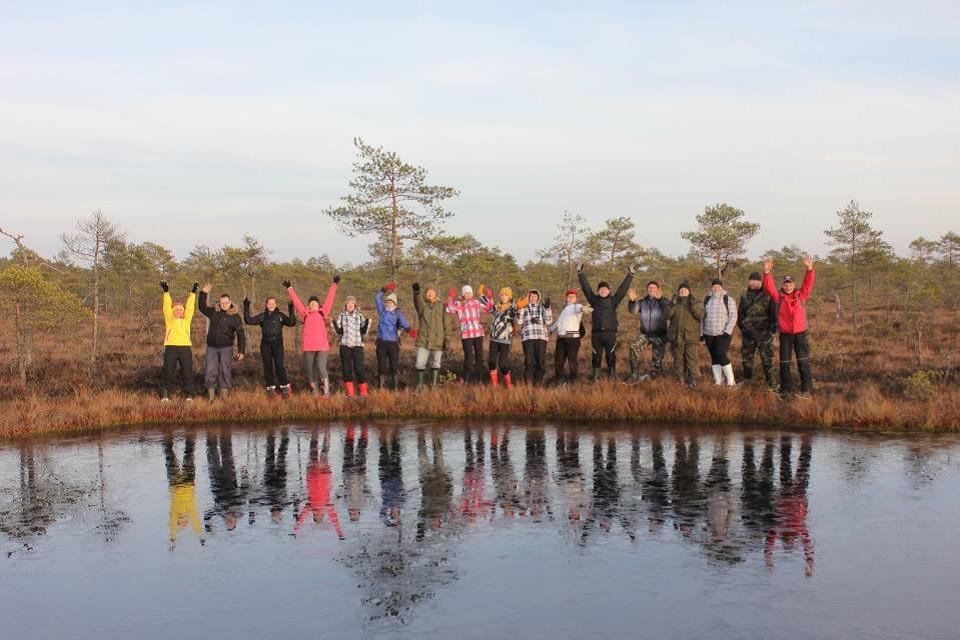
[737,287,777,335]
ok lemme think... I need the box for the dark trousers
[555,336,581,379]
[741,330,775,385]
[591,330,618,370]
[461,336,485,383]
[522,339,547,385]
[376,339,400,376]
[488,341,512,375]
[704,333,732,366]
[779,331,812,393]
[260,340,288,387]
[339,345,367,384]
[162,346,194,397]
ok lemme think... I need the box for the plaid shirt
[516,303,553,342]
[334,310,368,347]
[701,291,738,336]
[446,297,493,339]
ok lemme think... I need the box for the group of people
[158,256,815,401]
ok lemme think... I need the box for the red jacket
[763,270,815,335]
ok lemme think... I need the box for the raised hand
[447,287,458,300]
[627,287,638,301]
[243,297,250,306]
[803,255,814,270]
[576,263,584,274]
[412,282,421,293]
[543,296,551,309]
[191,282,199,293]
[385,281,397,292]
[627,264,636,275]
[160,280,169,292]
[332,274,341,284]
[201,282,212,293]
[763,260,773,274]
[281,279,291,289]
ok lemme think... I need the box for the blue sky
[1,1,958,265]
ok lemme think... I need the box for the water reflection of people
[263,429,291,524]
[456,428,487,524]
[204,428,245,532]
[521,429,550,520]
[555,428,585,523]
[671,436,704,537]
[343,424,369,523]
[293,427,343,539]
[164,434,203,548]
[641,435,670,533]
[700,436,741,563]
[582,435,621,542]
[490,427,520,520]
[417,429,453,540]
[379,428,405,527]
[741,436,776,538]
[765,435,814,576]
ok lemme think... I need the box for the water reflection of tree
[204,428,246,532]
[164,433,203,548]
[339,428,458,624]
[342,423,369,523]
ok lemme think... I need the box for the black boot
[416,370,426,390]
[592,367,600,381]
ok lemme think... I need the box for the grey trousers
[204,346,234,389]
[303,351,329,385]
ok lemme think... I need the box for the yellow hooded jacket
[163,292,196,347]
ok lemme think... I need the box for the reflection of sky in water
[1,424,959,639]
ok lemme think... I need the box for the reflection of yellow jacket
[168,483,201,542]
[163,292,196,347]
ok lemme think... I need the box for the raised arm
[197,290,213,318]
[578,271,600,305]
[287,286,306,316]
[375,289,385,315]
[798,259,816,301]
[762,273,780,302]
[283,302,297,327]
[243,299,262,326]
[162,291,173,322]
[413,283,424,313]
[184,290,197,324]
[321,282,338,317]
[612,270,635,305]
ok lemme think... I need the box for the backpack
[704,293,732,315]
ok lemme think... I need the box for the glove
[407,328,418,339]
[447,287,458,300]
[160,281,169,292]
[543,296,551,309]
[191,282,199,293]
[412,282,420,293]
[385,281,396,292]
[484,286,493,300]
[699,335,705,342]
[628,264,636,275]
[516,295,529,310]
[243,297,250,307]
[332,274,340,284]
[282,279,291,288]
[577,263,584,274]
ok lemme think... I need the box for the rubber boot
[322,377,330,399]
[711,364,723,385]
[359,382,369,397]
[266,385,276,397]
[606,367,614,379]
[379,375,387,390]
[431,369,440,386]
[504,372,513,389]
[416,370,426,390]
[345,381,355,397]
[722,364,736,387]
[309,382,319,396]
[592,367,600,381]
[627,360,639,383]
[391,374,400,390]
[207,388,216,402]
[490,370,499,388]
[219,388,229,399]
[280,384,290,399]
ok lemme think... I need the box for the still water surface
[1,423,958,639]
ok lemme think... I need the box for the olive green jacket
[414,290,448,350]
[667,295,705,343]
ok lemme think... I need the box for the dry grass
[2,378,958,439]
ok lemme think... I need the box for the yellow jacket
[169,483,202,542]
[163,292,196,347]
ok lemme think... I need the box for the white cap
[462,284,473,296]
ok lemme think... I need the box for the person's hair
[219,293,231,300]
[646,280,660,288]
[265,296,277,304]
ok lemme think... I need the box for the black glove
[288,301,295,314]
[243,297,250,307]
[332,274,341,284]
[191,282,199,293]
[543,296,551,309]
[576,263,584,274]
[160,280,169,292]
[281,280,291,289]
[699,335,705,342]
[412,282,421,293]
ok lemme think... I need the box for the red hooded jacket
[763,269,815,335]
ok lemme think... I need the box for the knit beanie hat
[462,284,473,297]
[597,281,611,290]
[711,278,723,286]
[343,295,357,309]
[500,286,512,300]
[385,292,398,305]
[748,272,762,281]
[677,281,691,292]
[308,295,321,305]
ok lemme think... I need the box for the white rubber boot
[722,364,736,386]
[712,364,723,385]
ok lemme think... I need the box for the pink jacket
[288,285,337,352]
[446,297,494,339]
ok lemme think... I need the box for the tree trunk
[15,300,27,386]
[92,245,100,372]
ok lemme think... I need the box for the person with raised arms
[286,275,339,397]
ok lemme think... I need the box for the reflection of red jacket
[763,270,815,334]
[294,462,343,539]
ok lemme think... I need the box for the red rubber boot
[345,381,355,397]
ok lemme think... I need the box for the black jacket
[628,296,672,336]
[579,272,634,333]
[198,292,246,351]
[244,301,296,343]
